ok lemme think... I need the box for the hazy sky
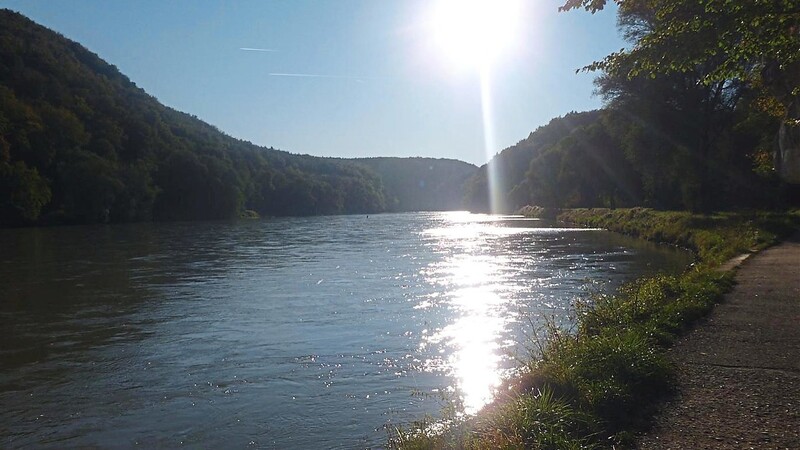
[5,0,623,165]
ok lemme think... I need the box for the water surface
[0,212,692,448]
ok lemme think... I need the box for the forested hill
[0,10,469,226]
[466,90,782,214]
[463,111,601,212]
[347,157,477,212]
[465,0,792,214]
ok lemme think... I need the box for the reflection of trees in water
[0,224,166,370]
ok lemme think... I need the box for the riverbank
[557,208,800,267]
[392,208,800,449]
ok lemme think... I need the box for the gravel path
[638,233,800,450]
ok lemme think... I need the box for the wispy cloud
[240,47,277,52]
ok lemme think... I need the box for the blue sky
[5,0,623,165]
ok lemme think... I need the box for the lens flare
[428,0,521,213]
[480,70,506,214]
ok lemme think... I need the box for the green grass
[391,208,800,449]
[558,208,800,267]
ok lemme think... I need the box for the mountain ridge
[0,9,476,226]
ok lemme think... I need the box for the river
[0,212,692,448]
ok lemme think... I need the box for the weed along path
[638,233,800,449]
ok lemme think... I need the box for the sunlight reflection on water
[0,212,693,448]
[420,212,568,413]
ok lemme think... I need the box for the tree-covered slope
[512,1,785,214]
[463,111,601,213]
[0,9,390,225]
[466,99,779,214]
[347,157,477,211]
[461,0,791,215]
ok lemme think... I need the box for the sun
[432,0,521,71]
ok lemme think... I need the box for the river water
[0,212,692,448]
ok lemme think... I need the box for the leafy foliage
[464,1,790,213]
[563,0,800,186]
[562,0,799,95]
[0,160,51,224]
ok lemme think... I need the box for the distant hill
[463,111,602,213]
[347,157,477,211]
[0,10,472,226]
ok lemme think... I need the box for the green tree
[563,0,800,185]
[0,160,52,224]
[525,118,641,209]
[463,111,601,212]
[57,152,124,223]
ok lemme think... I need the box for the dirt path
[638,233,800,450]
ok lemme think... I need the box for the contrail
[269,72,359,79]
[268,73,370,83]
[240,47,277,52]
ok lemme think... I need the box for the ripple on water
[0,212,692,448]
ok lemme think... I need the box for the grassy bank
[558,208,800,267]
[391,208,800,449]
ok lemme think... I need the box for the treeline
[347,157,476,212]
[465,3,788,213]
[4,3,791,226]
[463,111,602,212]
[0,10,391,226]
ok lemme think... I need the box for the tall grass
[391,208,799,449]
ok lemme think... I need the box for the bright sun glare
[430,0,522,212]
[432,0,521,71]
